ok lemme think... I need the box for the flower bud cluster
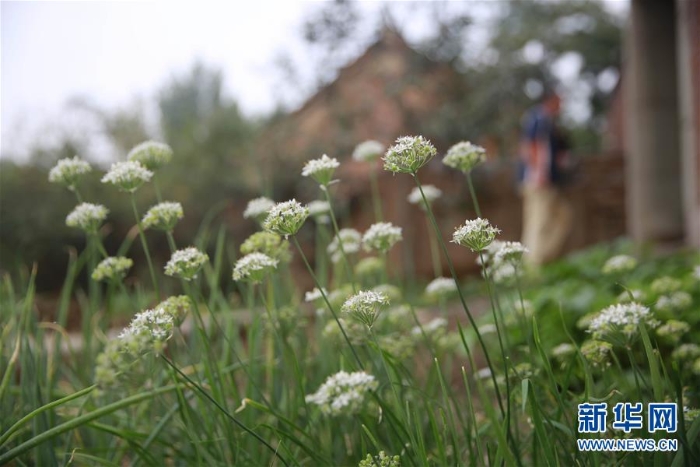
[442,141,486,173]
[164,247,209,281]
[305,371,378,416]
[142,202,183,231]
[48,156,92,190]
[92,256,133,282]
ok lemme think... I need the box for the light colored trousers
[521,184,574,265]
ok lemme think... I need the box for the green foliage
[2,134,699,465]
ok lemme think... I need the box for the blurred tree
[455,0,623,154]
[155,62,259,241]
[302,0,361,86]
[286,0,621,155]
[66,96,151,156]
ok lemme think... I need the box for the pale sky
[1,0,628,162]
[2,1,326,160]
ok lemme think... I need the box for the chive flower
[263,199,309,238]
[327,228,362,263]
[307,200,331,224]
[127,141,173,170]
[243,196,275,222]
[341,290,390,329]
[407,184,442,208]
[101,160,153,193]
[232,252,278,283]
[305,371,378,416]
[425,277,457,299]
[302,154,340,187]
[587,302,657,345]
[92,256,133,282]
[142,202,184,231]
[352,140,385,162]
[362,222,403,253]
[48,156,92,190]
[240,231,291,262]
[602,254,637,275]
[66,202,109,233]
[383,135,437,174]
[442,141,486,173]
[164,247,209,281]
[452,218,500,252]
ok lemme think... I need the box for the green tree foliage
[454,0,623,154]
[156,62,257,206]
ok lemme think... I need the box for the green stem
[479,250,513,454]
[166,231,178,254]
[0,385,96,447]
[162,356,289,467]
[466,172,481,218]
[292,236,363,370]
[426,216,442,277]
[369,167,383,222]
[322,188,357,291]
[412,173,505,418]
[130,194,160,298]
[153,175,164,203]
[0,385,181,464]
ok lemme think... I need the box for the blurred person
[518,89,574,265]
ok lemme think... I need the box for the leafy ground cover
[1,139,698,466]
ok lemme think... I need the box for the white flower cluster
[494,241,529,264]
[142,202,184,231]
[164,247,209,281]
[157,295,192,325]
[355,256,384,278]
[362,222,402,253]
[476,240,522,285]
[48,156,92,190]
[127,141,173,170]
[551,343,576,360]
[92,256,133,282]
[66,202,109,232]
[307,200,331,223]
[672,343,700,361]
[359,451,400,467]
[119,307,175,355]
[651,276,682,295]
[656,291,692,313]
[452,218,500,252]
[305,371,378,416]
[263,199,309,238]
[352,140,385,162]
[602,254,637,275]
[442,141,486,174]
[693,265,700,281]
[240,231,290,262]
[243,197,275,221]
[411,317,448,336]
[302,154,340,186]
[588,302,656,344]
[342,290,389,328]
[383,135,437,174]
[580,340,613,368]
[94,297,189,389]
[101,161,153,193]
[304,287,327,303]
[425,277,457,299]
[328,228,362,263]
[407,185,442,208]
[656,319,690,343]
[232,252,278,283]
